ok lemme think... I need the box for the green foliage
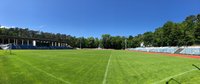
[142,32,154,46]
[99,14,200,48]
[101,34,112,49]
[101,34,126,49]
[132,14,200,47]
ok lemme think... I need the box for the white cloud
[38,25,46,28]
[0,25,12,28]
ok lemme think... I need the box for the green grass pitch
[0,50,200,84]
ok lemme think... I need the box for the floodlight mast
[80,38,82,49]
[98,43,101,49]
[125,39,127,50]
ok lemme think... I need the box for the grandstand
[129,46,200,55]
[131,47,178,53]
[0,35,72,49]
[180,47,200,55]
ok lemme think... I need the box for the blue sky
[0,0,200,38]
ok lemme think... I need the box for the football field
[0,50,200,84]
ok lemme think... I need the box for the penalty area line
[102,52,112,84]
[16,57,71,84]
[153,69,198,84]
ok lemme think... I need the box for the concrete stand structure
[0,35,70,49]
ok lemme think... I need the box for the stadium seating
[129,46,200,55]
[129,47,179,54]
[11,44,72,49]
[180,47,200,55]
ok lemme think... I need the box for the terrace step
[174,48,184,54]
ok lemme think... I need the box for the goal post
[0,43,12,54]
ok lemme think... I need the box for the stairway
[174,48,184,54]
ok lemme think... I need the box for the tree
[101,34,111,49]
[142,32,154,47]
[94,38,100,48]
[87,37,96,48]
[153,27,164,47]
[162,21,175,46]
[182,15,196,46]
[193,14,200,45]
[168,23,182,46]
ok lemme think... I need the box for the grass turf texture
[0,50,200,84]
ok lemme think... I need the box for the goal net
[0,44,11,50]
[0,44,12,54]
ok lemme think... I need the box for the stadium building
[0,35,71,49]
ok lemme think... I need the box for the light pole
[125,39,127,50]
[80,38,82,49]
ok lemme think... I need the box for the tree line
[142,14,200,47]
[0,14,200,49]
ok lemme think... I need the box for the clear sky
[0,0,200,38]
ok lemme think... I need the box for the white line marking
[16,57,71,84]
[102,52,112,84]
[153,69,198,84]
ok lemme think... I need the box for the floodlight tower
[125,39,127,50]
[98,43,101,49]
[79,38,82,49]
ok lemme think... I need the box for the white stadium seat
[129,46,200,55]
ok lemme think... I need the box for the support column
[8,39,10,44]
[55,42,57,46]
[27,40,29,45]
[2,38,4,44]
[48,41,50,47]
[58,42,60,47]
[13,39,15,45]
[51,42,54,46]
[16,39,18,45]
[22,39,24,45]
[49,41,51,46]
[33,40,36,46]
